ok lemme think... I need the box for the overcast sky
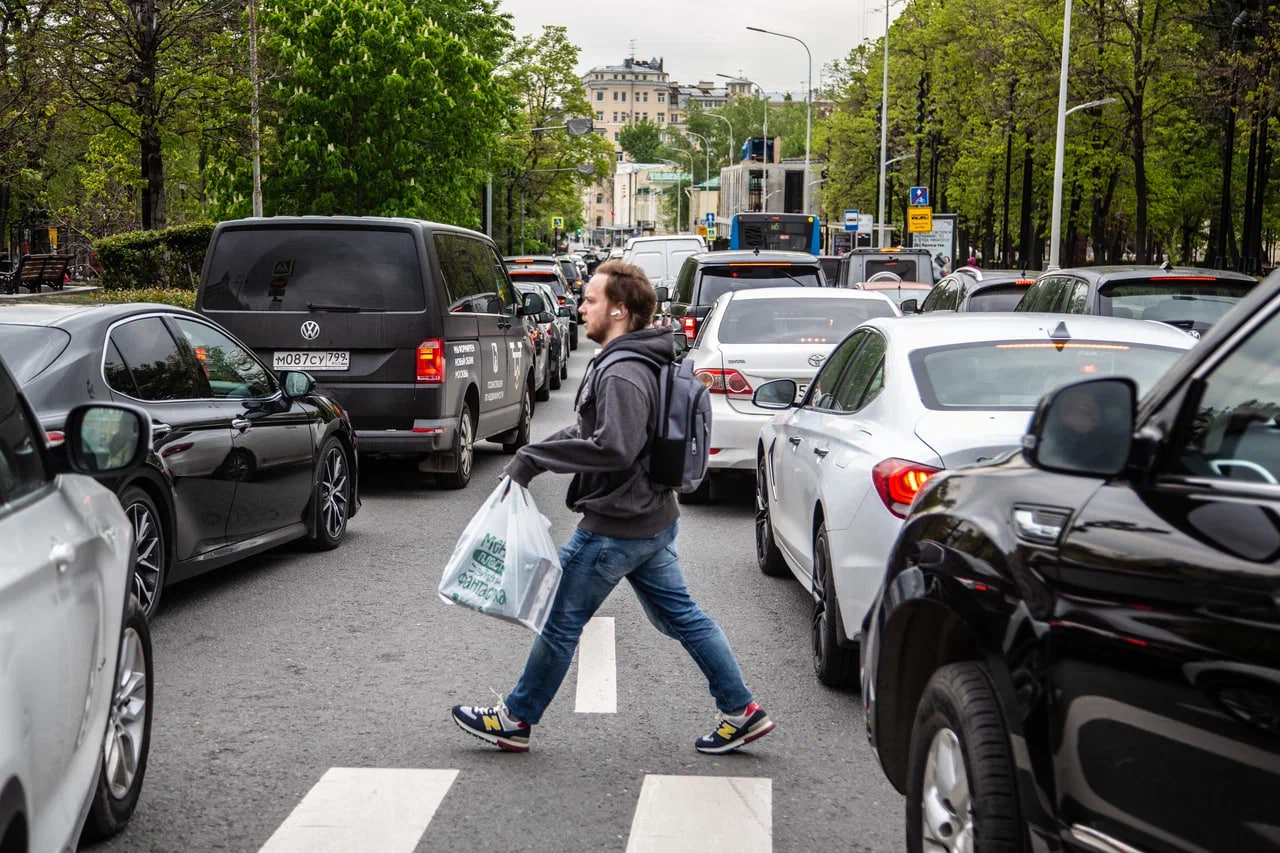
[497,0,890,96]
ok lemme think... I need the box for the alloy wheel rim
[127,502,162,617]
[104,626,147,800]
[320,447,348,540]
[459,415,474,480]
[524,390,532,431]
[754,460,773,564]
[921,727,975,853]
[812,536,827,665]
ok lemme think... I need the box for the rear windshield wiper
[307,302,363,312]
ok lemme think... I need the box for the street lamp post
[674,129,711,223]
[663,151,695,233]
[705,113,735,169]
[718,73,767,212]
[1048,96,1117,269]
[748,27,812,214]
[878,3,890,248]
[488,118,594,238]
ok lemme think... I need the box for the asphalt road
[91,345,904,853]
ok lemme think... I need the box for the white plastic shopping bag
[438,477,563,634]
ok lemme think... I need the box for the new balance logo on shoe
[696,702,775,754]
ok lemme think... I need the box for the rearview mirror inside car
[654,286,670,302]
[65,403,151,475]
[900,298,919,314]
[753,379,799,410]
[1025,377,1136,477]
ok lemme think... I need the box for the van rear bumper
[356,419,454,454]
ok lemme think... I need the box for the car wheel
[502,384,533,453]
[80,600,152,844]
[570,324,579,350]
[755,458,788,577]
[121,487,166,621]
[536,356,551,402]
[906,662,1021,853]
[549,348,563,390]
[440,404,475,490]
[677,474,712,504]
[308,437,351,550]
[812,524,858,687]
[560,352,569,379]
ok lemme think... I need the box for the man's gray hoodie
[503,326,678,539]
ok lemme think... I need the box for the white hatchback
[0,357,154,849]
[752,313,1196,686]
[683,287,900,501]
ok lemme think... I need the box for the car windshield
[200,228,426,311]
[697,266,820,305]
[864,258,919,281]
[1097,279,1254,330]
[911,339,1185,410]
[967,285,1029,312]
[0,325,71,383]
[718,298,896,344]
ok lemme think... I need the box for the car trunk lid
[913,409,1032,469]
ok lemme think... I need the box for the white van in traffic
[622,235,707,290]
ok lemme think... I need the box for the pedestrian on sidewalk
[451,260,774,754]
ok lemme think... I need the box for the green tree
[618,118,664,163]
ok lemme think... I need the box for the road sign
[552,216,565,229]
[707,226,717,239]
[907,206,933,234]
[909,186,929,207]
[859,213,874,234]
[843,209,860,232]
[704,212,715,226]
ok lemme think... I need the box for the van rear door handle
[788,436,802,446]
[49,541,75,573]
[814,447,829,457]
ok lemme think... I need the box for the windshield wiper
[307,302,362,312]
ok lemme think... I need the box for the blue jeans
[504,522,754,725]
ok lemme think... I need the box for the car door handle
[814,447,829,457]
[231,417,251,432]
[49,541,75,573]
[152,421,172,438]
[789,436,802,446]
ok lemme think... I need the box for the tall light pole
[718,73,767,212]
[878,2,890,248]
[665,150,695,233]
[674,129,711,223]
[488,118,595,237]
[248,0,262,217]
[705,112,735,167]
[748,27,812,214]
[1048,97,1117,269]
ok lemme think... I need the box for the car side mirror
[64,403,151,475]
[654,286,670,302]
[281,370,315,398]
[519,291,546,316]
[753,379,799,410]
[538,312,556,324]
[558,306,571,318]
[900,298,919,314]
[1024,377,1136,476]
[671,327,690,360]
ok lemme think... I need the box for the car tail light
[695,368,752,396]
[46,430,65,447]
[416,338,444,384]
[682,315,698,339]
[872,458,942,518]
[1014,278,1035,286]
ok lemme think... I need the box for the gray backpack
[591,350,711,493]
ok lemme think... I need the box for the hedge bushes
[96,222,215,291]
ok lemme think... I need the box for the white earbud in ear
[610,310,622,317]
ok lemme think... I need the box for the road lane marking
[575,616,617,713]
[625,775,772,852]
[258,768,458,853]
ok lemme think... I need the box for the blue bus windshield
[729,214,821,255]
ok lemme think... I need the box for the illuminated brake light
[695,368,752,396]
[46,430,65,447]
[416,338,444,384]
[1151,275,1216,281]
[872,458,942,518]
[682,315,698,339]
[1015,279,1035,286]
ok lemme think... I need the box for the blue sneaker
[695,702,775,754]
[451,702,531,752]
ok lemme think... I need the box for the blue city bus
[729,213,822,255]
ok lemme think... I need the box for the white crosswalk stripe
[258,768,458,853]
[575,615,617,713]
[625,774,772,852]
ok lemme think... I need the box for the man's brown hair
[596,260,657,332]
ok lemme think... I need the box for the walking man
[451,261,774,754]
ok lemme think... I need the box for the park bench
[0,253,72,295]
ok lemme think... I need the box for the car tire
[570,324,579,350]
[80,599,153,844]
[755,458,788,577]
[905,662,1021,853]
[502,384,533,454]
[120,486,167,621]
[439,404,475,490]
[812,524,858,687]
[677,474,712,504]
[536,356,551,402]
[560,352,569,380]
[308,437,352,550]
[550,348,563,390]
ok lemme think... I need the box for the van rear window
[200,228,426,312]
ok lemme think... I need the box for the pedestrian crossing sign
[552,216,565,229]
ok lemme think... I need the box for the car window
[921,277,957,312]
[173,318,275,399]
[0,364,48,504]
[967,285,1029,312]
[437,236,513,315]
[807,330,866,411]
[107,317,205,401]
[717,297,895,344]
[832,332,886,412]
[0,325,71,383]
[1064,281,1091,313]
[1019,277,1067,312]
[1174,310,1280,486]
[695,266,821,306]
[675,258,697,303]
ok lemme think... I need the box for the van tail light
[682,315,698,339]
[416,338,445,384]
[46,430,65,447]
[695,368,752,396]
[872,458,942,518]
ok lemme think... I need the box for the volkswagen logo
[300,321,320,340]
[807,353,826,367]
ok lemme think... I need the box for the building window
[658,93,666,103]
[658,114,665,123]
[616,151,624,162]
[670,112,679,123]
[643,112,648,119]
[613,91,618,101]
[596,193,604,203]
[596,91,603,101]
[596,216,603,227]
[621,92,627,101]
[612,112,618,122]
[642,92,649,102]
[613,131,620,141]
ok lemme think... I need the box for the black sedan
[0,303,360,618]
[860,270,1280,851]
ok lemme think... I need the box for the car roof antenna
[753,247,760,255]
[1161,260,1173,272]
[1049,320,1071,341]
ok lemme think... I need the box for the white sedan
[684,287,900,502]
[752,313,1196,685]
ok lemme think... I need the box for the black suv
[666,250,824,342]
[197,217,537,489]
[861,269,1280,852]
[911,266,1036,313]
[1014,264,1258,337]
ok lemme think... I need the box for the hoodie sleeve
[503,375,649,487]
